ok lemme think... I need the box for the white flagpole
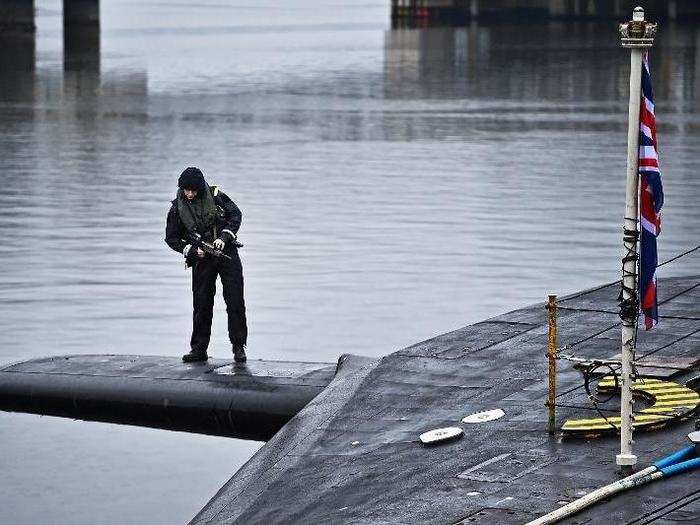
[617,7,657,469]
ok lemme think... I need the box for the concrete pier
[0,33,35,104]
[0,1,36,100]
[391,0,700,27]
[0,1,101,68]
[0,0,34,34]
[0,34,34,73]
[63,0,100,70]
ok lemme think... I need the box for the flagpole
[617,6,657,469]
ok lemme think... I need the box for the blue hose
[653,445,696,469]
[526,437,700,525]
[659,457,700,477]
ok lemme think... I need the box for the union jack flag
[638,52,664,330]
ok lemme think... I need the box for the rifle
[183,233,243,266]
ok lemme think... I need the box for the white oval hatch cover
[419,427,464,445]
[461,408,505,424]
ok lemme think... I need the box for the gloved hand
[184,245,205,259]
[183,244,199,267]
[213,238,225,250]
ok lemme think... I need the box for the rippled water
[1,1,699,523]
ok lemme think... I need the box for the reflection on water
[385,23,700,114]
[0,3,699,523]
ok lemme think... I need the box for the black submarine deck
[192,276,699,524]
[0,355,339,440]
[0,276,698,523]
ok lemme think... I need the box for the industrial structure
[3,1,700,37]
[0,0,99,69]
[391,0,700,26]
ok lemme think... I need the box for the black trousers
[190,250,247,354]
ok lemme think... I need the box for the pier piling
[669,0,677,20]
[0,0,35,34]
[63,0,100,70]
[470,0,479,19]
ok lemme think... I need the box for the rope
[556,243,700,304]
[637,327,700,361]
[555,249,699,363]
[557,305,700,321]
[581,362,622,429]
[618,223,640,324]
[555,321,622,358]
[626,489,700,525]
[550,242,699,418]
[657,244,700,268]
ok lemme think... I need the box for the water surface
[0,2,699,523]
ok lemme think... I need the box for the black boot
[182,350,208,363]
[233,345,247,363]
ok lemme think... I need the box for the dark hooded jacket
[165,185,242,256]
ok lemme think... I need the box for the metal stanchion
[547,294,558,435]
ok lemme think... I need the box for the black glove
[183,244,199,266]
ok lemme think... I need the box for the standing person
[165,167,248,363]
